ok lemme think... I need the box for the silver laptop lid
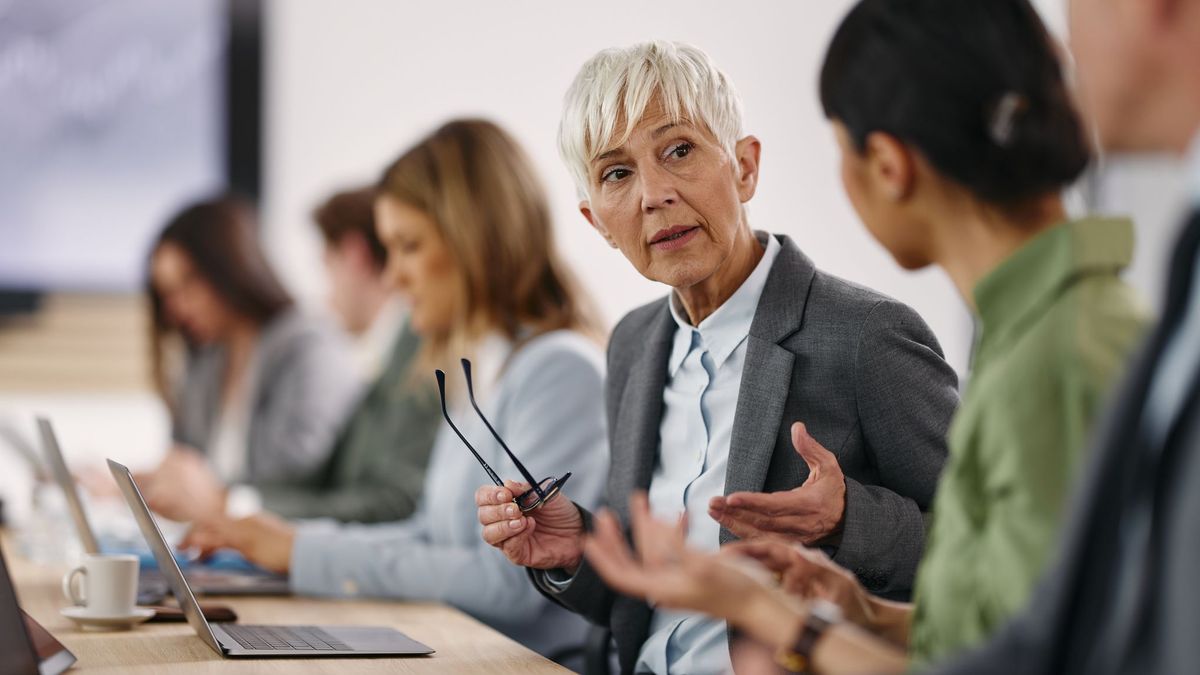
[37,418,100,556]
[106,459,223,655]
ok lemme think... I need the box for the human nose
[383,256,408,292]
[640,164,680,214]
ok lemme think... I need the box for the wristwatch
[775,599,843,673]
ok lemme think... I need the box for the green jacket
[256,321,440,523]
[909,217,1148,663]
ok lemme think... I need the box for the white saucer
[61,606,155,630]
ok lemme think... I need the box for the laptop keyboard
[221,624,352,651]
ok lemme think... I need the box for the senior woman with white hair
[476,41,959,673]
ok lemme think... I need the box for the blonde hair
[558,40,745,197]
[379,119,602,373]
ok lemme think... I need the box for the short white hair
[558,41,745,198]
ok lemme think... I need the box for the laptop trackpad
[326,626,434,654]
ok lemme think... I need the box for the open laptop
[37,417,289,597]
[0,540,76,675]
[108,458,434,658]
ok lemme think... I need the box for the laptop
[0,540,76,675]
[36,417,289,598]
[107,458,434,658]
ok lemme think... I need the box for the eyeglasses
[435,358,571,513]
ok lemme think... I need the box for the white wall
[260,0,1192,378]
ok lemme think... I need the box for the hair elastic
[989,92,1029,147]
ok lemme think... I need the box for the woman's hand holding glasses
[476,479,587,572]
[439,357,582,571]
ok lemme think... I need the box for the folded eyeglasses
[436,359,571,513]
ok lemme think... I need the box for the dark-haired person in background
[143,187,443,524]
[246,186,440,522]
[573,0,1147,671]
[137,196,361,522]
[315,187,409,380]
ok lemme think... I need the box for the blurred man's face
[1068,0,1200,152]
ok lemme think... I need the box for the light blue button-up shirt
[634,233,781,675]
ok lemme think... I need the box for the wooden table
[7,543,573,674]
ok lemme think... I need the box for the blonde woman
[184,119,609,661]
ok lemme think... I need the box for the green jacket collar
[972,217,1134,359]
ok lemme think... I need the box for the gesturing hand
[476,480,586,572]
[709,422,846,544]
[140,446,226,523]
[726,538,877,631]
[582,492,806,648]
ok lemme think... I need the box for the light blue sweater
[289,329,609,658]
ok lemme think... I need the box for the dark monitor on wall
[0,0,262,311]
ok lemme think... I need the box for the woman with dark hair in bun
[573,1,1150,671]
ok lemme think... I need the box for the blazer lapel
[724,235,816,505]
[610,308,675,520]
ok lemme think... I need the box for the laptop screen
[107,459,224,655]
[0,542,42,675]
[37,417,101,555]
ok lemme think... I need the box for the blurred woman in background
[183,120,610,664]
[139,196,361,522]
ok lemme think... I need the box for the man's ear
[863,131,915,202]
[733,135,762,203]
[580,201,618,249]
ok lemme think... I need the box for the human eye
[600,165,632,183]
[388,234,419,254]
[662,141,694,161]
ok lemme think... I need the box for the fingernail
[508,519,523,529]
[496,491,506,502]
[506,505,516,517]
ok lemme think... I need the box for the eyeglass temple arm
[436,369,503,488]
[460,359,545,496]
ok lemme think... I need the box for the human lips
[648,225,700,251]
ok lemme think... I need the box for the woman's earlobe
[579,202,619,249]
[735,136,762,200]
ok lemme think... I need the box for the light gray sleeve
[248,324,362,484]
[833,299,958,596]
[289,339,608,628]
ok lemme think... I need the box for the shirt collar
[667,232,782,376]
[972,216,1134,359]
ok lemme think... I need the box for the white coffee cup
[61,554,139,617]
